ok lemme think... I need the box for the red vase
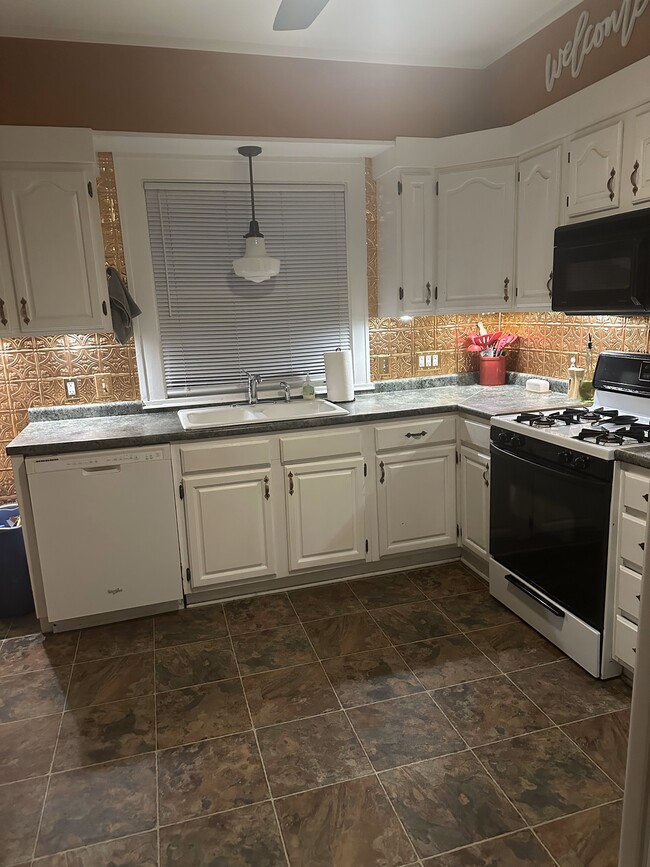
[479,355,506,386]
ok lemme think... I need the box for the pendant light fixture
[233,146,280,284]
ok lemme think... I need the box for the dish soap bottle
[302,374,315,401]
[579,333,595,404]
[567,357,585,400]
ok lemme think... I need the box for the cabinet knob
[631,160,640,196]
[503,277,510,302]
[547,271,553,299]
[379,461,385,484]
[425,282,432,306]
[607,167,616,201]
[20,297,30,325]
[0,297,7,327]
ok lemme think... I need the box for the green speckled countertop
[6,384,579,457]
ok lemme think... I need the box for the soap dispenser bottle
[302,374,315,401]
[567,356,585,400]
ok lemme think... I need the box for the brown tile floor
[0,563,631,866]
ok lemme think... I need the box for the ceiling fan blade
[273,0,330,31]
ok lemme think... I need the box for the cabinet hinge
[102,300,108,315]
[455,450,459,465]
[364,462,368,477]
[397,180,402,195]
[567,151,571,164]
[515,286,518,297]
[398,286,404,300]
[365,539,369,553]
[87,181,94,198]
[517,171,520,183]
[434,285,438,301]
[185,567,191,583]
[179,483,184,500]
[456,524,461,538]
[435,180,439,196]
[566,195,570,207]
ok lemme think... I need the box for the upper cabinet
[516,146,562,310]
[0,165,110,336]
[377,169,434,317]
[437,163,516,312]
[623,104,650,208]
[566,120,623,219]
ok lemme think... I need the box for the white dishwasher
[27,445,183,626]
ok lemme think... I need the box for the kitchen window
[143,182,351,399]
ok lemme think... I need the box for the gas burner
[575,427,625,445]
[612,423,650,444]
[580,410,602,421]
[548,409,589,425]
[594,413,639,427]
[531,416,556,428]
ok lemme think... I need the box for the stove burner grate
[575,427,625,445]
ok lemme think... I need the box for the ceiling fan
[273,0,330,31]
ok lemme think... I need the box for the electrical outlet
[432,354,439,367]
[425,355,432,367]
[379,358,389,375]
[64,378,77,399]
[94,373,113,400]
[418,355,425,368]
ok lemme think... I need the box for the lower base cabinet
[285,456,367,572]
[377,445,457,557]
[184,468,277,588]
[459,447,490,559]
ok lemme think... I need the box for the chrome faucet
[279,381,292,402]
[244,371,262,404]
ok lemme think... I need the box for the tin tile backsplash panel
[0,153,139,503]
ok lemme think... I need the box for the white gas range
[488,352,650,680]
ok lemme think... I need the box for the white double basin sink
[178,398,349,430]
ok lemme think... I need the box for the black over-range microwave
[552,209,650,315]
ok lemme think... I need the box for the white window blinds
[144,183,351,398]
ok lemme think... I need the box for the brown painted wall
[0,2,648,140]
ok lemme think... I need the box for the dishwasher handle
[81,465,122,475]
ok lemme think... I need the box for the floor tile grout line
[285,593,420,865]
[528,795,625,831]
[30,629,80,862]
[223,608,292,867]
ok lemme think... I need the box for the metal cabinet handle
[288,471,294,496]
[0,297,7,327]
[547,271,553,299]
[425,282,432,306]
[503,277,510,302]
[631,160,640,196]
[607,167,616,201]
[20,297,30,325]
[483,467,489,487]
[263,475,270,501]
[405,431,427,439]
[379,461,385,484]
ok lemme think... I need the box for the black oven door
[490,444,612,629]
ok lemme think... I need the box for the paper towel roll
[324,349,355,403]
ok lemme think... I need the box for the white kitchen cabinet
[285,456,367,571]
[437,163,516,312]
[184,467,277,589]
[377,445,456,557]
[0,165,109,335]
[515,146,562,310]
[623,104,650,208]
[566,120,623,219]
[376,169,434,316]
[459,447,490,560]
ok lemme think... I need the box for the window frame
[113,154,370,406]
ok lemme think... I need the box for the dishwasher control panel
[27,449,167,473]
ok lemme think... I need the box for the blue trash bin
[0,504,35,619]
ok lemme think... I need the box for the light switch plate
[94,373,113,400]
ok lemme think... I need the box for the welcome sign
[545,0,649,92]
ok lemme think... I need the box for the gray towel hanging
[106,266,142,344]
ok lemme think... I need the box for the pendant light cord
[247,153,257,227]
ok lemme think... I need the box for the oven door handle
[505,573,566,619]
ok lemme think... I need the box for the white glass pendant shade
[233,236,281,284]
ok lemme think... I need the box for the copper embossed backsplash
[369,312,645,382]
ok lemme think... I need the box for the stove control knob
[558,450,573,465]
[574,456,590,470]
[511,434,524,448]
[497,431,511,445]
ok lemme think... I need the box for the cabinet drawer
[614,614,638,670]
[459,418,490,451]
[618,565,642,622]
[620,513,647,571]
[280,428,362,463]
[180,439,272,474]
[622,467,650,516]
[375,415,456,452]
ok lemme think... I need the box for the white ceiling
[0,0,585,68]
